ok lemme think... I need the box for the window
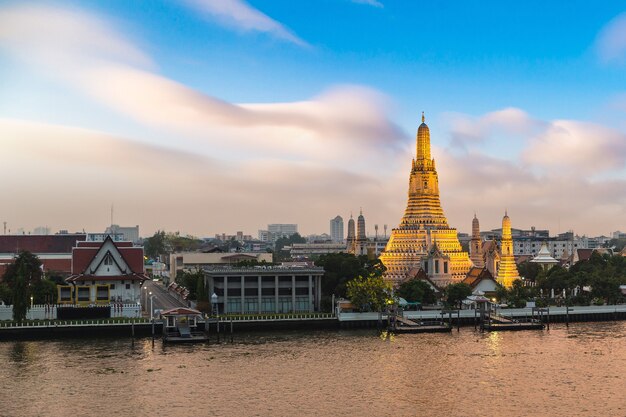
[104,253,113,266]
[110,284,115,290]
[435,260,439,274]
[261,288,275,296]
[125,284,130,290]
[443,262,448,274]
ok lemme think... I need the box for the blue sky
[0,0,625,237]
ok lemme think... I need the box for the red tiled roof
[71,242,144,274]
[0,234,86,254]
[160,307,202,316]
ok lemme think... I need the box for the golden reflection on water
[486,331,502,356]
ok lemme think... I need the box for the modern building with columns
[203,266,324,314]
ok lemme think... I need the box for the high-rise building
[379,113,471,286]
[105,224,139,243]
[495,211,520,288]
[330,216,344,242]
[470,214,485,268]
[258,224,298,243]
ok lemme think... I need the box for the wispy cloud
[181,0,308,46]
[596,12,626,64]
[350,0,384,8]
[0,4,405,164]
[435,109,626,235]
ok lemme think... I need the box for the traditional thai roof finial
[421,111,425,123]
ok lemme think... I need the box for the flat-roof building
[204,266,324,314]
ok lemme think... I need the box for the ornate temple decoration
[470,214,485,268]
[380,113,471,286]
[495,211,520,288]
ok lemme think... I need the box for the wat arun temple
[379,114,472,286]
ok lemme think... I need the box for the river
[1,322,625,417]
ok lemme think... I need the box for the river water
[1,322,625,417]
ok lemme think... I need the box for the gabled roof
[463,267,495,288]
[67,236,146,283]
[160,307,203,316]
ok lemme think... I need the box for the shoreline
[1,305,625,340]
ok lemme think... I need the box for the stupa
[379,113,471,286]
[495,211,520,288]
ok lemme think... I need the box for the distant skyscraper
[330,216,344,242]
[258,224,298,243]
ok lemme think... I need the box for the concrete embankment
[338,305,626,329]
[0,322,163,340]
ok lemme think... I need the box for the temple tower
[495,211,520,288]
[379,113,471,286]
[347,214,356,253]
[354,209,368,256]
[470,214,485,268]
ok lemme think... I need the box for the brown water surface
[0,322,625,417]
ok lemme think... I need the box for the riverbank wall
[1,305,625,339]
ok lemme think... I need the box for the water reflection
[0,323,624,417]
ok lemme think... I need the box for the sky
[0,0,625,238]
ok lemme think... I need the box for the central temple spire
[416,112,431,161]
[380,115,471,286]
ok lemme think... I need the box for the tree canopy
[396,278,436,304]
[443,282,472,309]
[346,273,393,312]
[315,253,385,298]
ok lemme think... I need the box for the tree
[346,273,393,312]
[195,274,210,313]
[315,253,377,298]
[12,263,29,322]
[396,278,436,304]
[2,251,42,288]
[144,230,167,259]
[517,261,541,282]
[443,283,472,309]
[273,233,307,262]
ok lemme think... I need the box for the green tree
[396,278,436,304]
[443,283,472,309]
[2,251,42,288]
[0,283,12,304]
[195,274,210,313]
[346,273,393,312]
[144,230,167,259]
[12,264,29,322]
[32,279,57,304]
[315,253,379,298]
[517,261,541,282]
[273,233,307,262]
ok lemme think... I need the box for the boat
[160,307,209,343]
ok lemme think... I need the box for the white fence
[0,303,141,321]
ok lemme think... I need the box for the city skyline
[1,1,625,237]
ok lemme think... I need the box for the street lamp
[211,293,218,316]
[143,287,148,312]
[149,295,156,320]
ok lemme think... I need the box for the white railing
[0,303,142,321]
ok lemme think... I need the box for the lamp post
[211,293,218,316]
[149,295,156,320]
[143,287,148,312]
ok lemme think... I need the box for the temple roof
[530,242,558,264]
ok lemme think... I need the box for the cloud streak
[596,12,626,64]
[182,0,307,46]
[0,4,405,165]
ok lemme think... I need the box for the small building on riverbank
[62,236,148,305]
[204,266,324,314]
